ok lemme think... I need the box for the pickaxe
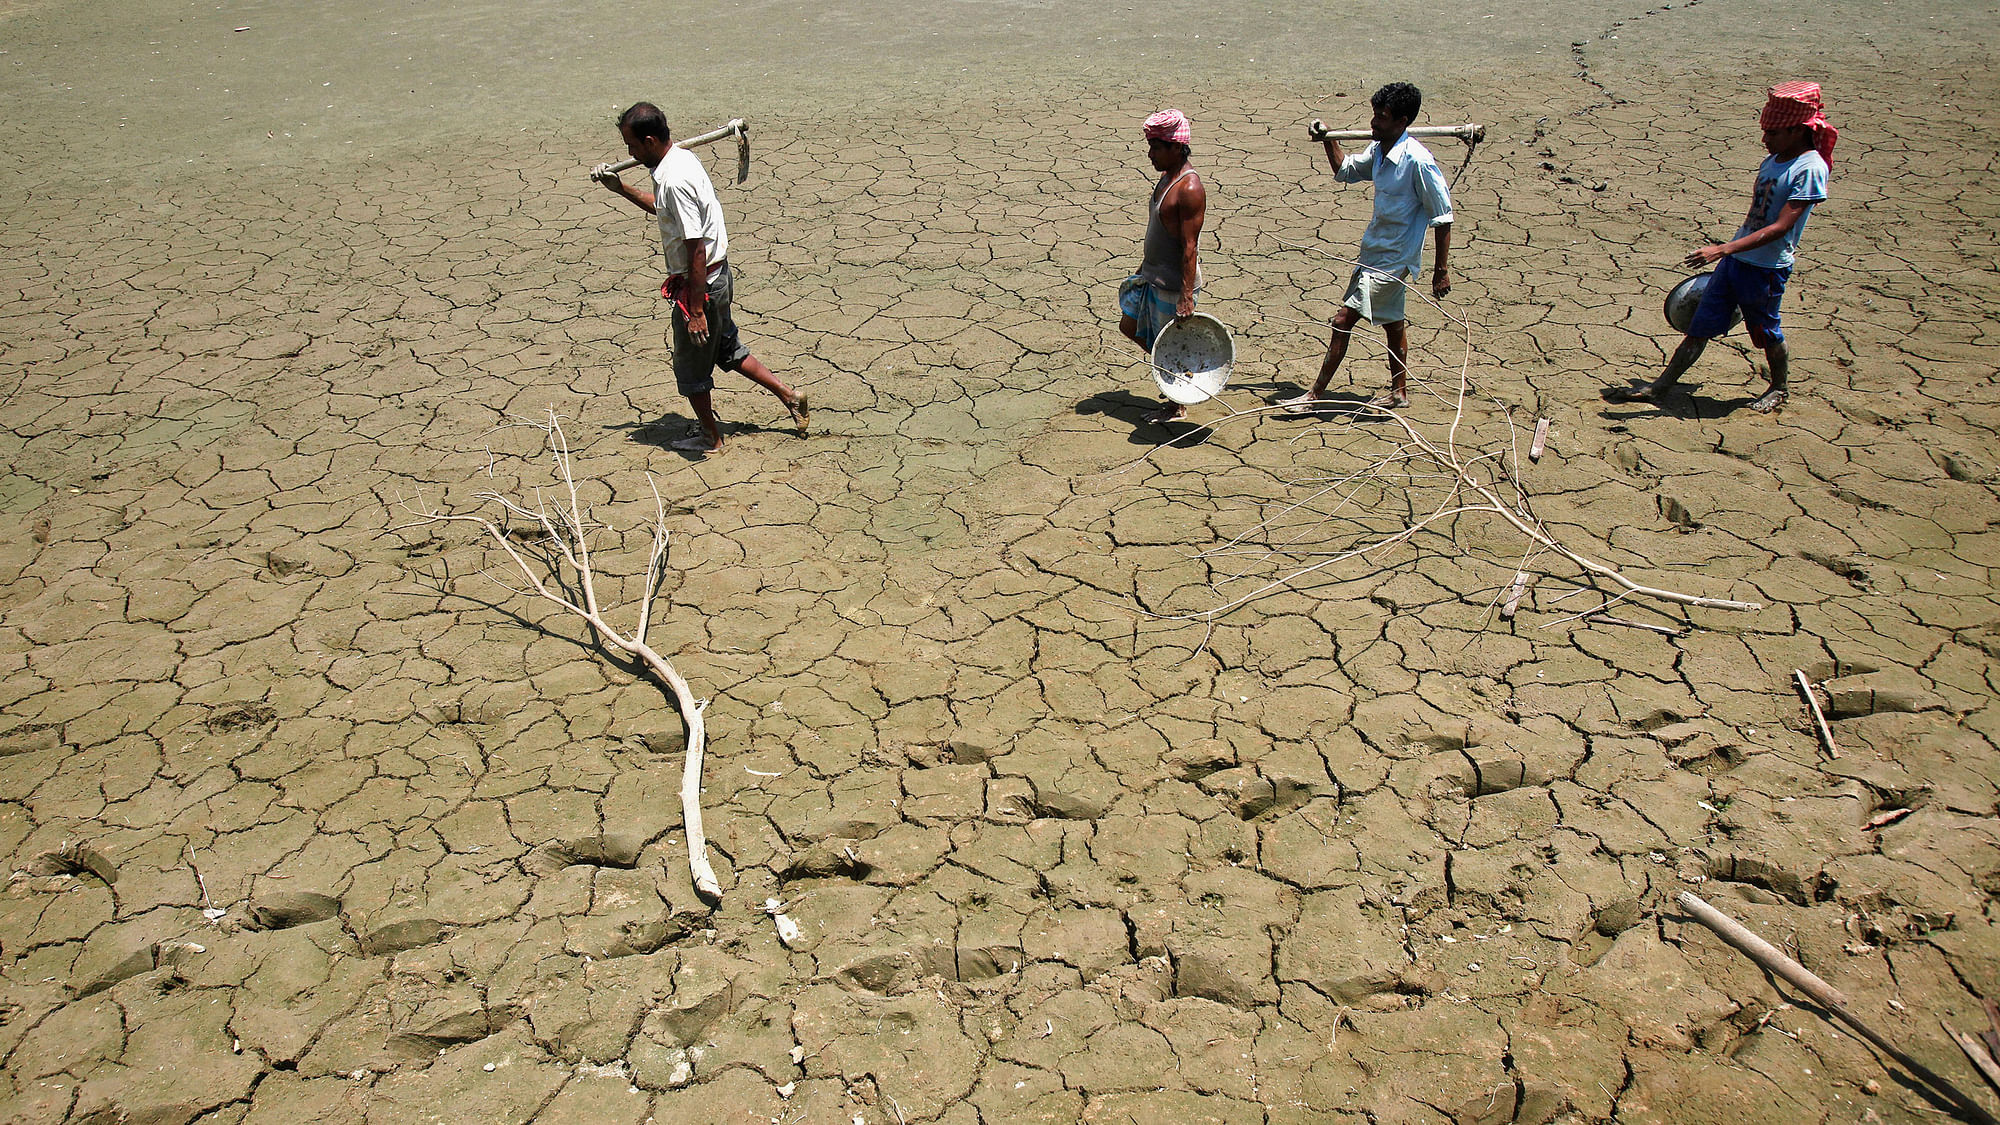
[591,118,752,185]
[1306,120,1486,145]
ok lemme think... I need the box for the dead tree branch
[396,411,722,902]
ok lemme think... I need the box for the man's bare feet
[1749,388,1787,413]
[1278,393,1330,415]
[785,392,810,435]
[670,434,721,456]
[1143,402,1187,424]
[1366,389,1410,409]
[1601,383,1660,404]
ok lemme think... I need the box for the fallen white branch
[397,411,722,902]
[1794,669,1841,761]
[765,896,804,949]
[1678,892,1998,1125]
[1125,239,1762,634]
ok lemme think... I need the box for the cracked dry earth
[4,9,2000,1125]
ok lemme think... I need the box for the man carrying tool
[1281,82,1453,413]
[1603,81,1835,414]
[1118,108,1207,425]
[597,102,808,455]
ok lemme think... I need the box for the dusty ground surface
[2,0,1998,1122]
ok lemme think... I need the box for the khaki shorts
[669,260,752,397]
[1342,264,1412,325]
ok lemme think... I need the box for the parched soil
[1,1,1997,1122]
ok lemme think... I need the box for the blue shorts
[1119,274,1192,350]
[1688,255,1790,347]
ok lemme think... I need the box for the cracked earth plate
[1152,312,1235,405]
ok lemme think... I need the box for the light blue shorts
[1342,264,1412,325]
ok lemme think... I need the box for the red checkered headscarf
[1144,109,1191,145]
[1760,81,1837,167]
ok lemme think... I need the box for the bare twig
[1794,669,1841,760]
[1586,614,1685,638]
[1126,239,1762,631]
[1677,892,1996,1124]
[397,411,722,902]
[1943,1021,2000,1098]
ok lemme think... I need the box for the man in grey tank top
[1118,109,1207,424]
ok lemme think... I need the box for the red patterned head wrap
[1760,81,1837,167]
[1143,109,1191,145]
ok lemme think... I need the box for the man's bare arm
[1431,222,1452,299]
[1321,135,1348,173]
[599,172,656,215]
[683,237,711,345]
[1687,199,1810,266]
[1170,175,1207,319]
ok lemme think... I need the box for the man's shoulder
[1160,166,1205,208]
[658,146,714,188]
[1772,151,1829,195]
[1388,134,1437,166]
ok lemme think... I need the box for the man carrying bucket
[1604,82,1836,414]
[1118,109,1207,424]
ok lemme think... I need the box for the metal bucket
[1663,271,1743,335]
[1151,313,1234,405]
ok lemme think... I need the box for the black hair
[1371,82,1422,123]
[617,102,671,142]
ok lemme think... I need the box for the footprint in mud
[245,890,341,931]
[26,843,119,885]
[779,838,872,884]
[1667,741,1745,776]
[358,918,450,956]
[1572,896,1645,968]
[1653,723,1746,776]
[1704,855,1815,906]
[1196,767,1320,821]
[205,703,277,732]
[0,722,61,756]
[387,1004,526,1056]
[522,835,644,876]
[1460,754,1537,797]
[77,939,211,997]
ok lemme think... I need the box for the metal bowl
[1663,271,1743,335]
[1151,312,1235,405]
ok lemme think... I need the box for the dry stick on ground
[398,411,722,902]
[1127,239,1763,630]
[1676,892,1999,1124]
[1944,1022,2000,1099]
[1795,668,1842,759]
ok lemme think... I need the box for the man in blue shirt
[1605,82,1836,414]
[1282,82,1454,412]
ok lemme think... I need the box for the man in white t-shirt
[598,102,808,455]
[1605,82,1836,414]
